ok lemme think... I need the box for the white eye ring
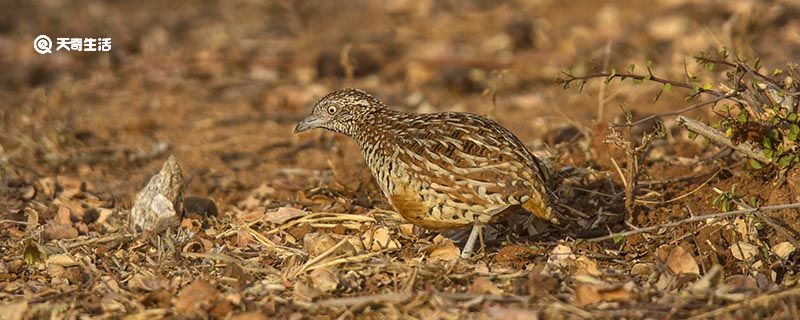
[327,106,337,114]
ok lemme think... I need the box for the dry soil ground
[2,1,800,319]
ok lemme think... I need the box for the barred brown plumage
[295,88,558,257]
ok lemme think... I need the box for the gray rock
[129,155,184,232]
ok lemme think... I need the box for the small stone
[129,155,184,233]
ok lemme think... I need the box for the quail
[295,88,558,257]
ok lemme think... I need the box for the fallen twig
[317,292,413,307]
[65,233,133,249]
[585,202,800,242]
[677,116,770,164]
[689,287,800,319]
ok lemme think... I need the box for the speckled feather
[297,88,558,230]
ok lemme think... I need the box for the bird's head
[294,88,385,136]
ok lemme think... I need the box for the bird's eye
[327,106,337,114]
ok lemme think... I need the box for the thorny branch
[586,202,800,242]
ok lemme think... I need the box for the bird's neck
[350,108,407,147]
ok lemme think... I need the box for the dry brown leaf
[0,300,29,320]
[94,208,112,225]
[428,240,460,262]
[231,311,269,320]
[575,256,602,277]
[309,267,339,293]
[174,280,219,316]
[574,283,633,307]
[469,277,503,294]
[630,263,653,277]
[398,223,416,237]
[730,241,758,261]
[21,185,35,200]
[23,208,38,232]
[265,207,306,224]
[236,208,266,224]
[304,232,356,257]
[55,206,72,225]
[293,282,322,302]
[37,177,56,199]
[128,272,170,292]
[771,241,796,259]
[432,234,449,244]
[42,222,79,241]
[46,254,78,267]
[487,306,538,320]
[365,226,400,251]
[724,274,759,292]
[658,245,699,275]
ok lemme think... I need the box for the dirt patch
[2,1,800,319]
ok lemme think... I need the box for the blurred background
[1,0,799,209]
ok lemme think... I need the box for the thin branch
[585,202,800,242]
[618,93,735,128]
[559,71,723,97]
[696,56,800,96]
[677,116,770,163]
[65,233,134,249]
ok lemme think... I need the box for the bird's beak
[294,115,325,133]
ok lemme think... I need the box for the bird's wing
[390,113,553,222]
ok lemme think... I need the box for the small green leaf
[703,83,713,91]
[633,78,643,84]
[774,68,783,76]
[789,124,800,141]
[627,64,636,73]
[750,159,763,170]
[764,148,774,159]
[605,69,616,84]
[771,129,780,140]
[761,137,773,150]
[737,112,747,124]
[688,131,698,140]
[788,113,798,122]
[779,155,794,167]
[612,234,625,244]
[662,83,672,92]
[705,63,715,71]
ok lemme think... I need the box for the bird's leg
[461,223,484,259]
